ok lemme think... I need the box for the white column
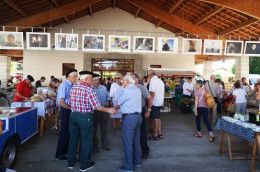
[0,56,11,88]
[203,60,212,80]
[235,56,249,82]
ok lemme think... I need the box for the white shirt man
[183,78,193,97]
[149,76,164,106]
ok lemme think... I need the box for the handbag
[205,89,215,108]
[227,100,235,113]
[207,82,218,103]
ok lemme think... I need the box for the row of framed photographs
[0,31,260,56]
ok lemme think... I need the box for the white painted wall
[24,8,195,83]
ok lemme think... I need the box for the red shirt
[13,80,32,102]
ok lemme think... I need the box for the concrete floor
[13,107,260,172]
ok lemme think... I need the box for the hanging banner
[26,32,51,50]
[244,41,260,56]
[203,39,223,55]
[55,33,78,51]
[0,31,24,50]
[158,37,178,54]
[108,35,130,52]
[133,36,155,53]
[82,34,105,52]
[224,40,243,56]
[182,38,202,55]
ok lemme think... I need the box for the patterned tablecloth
[11,100,56,118]
[216,118,256,143]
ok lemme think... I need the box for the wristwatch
[148,108,151,112]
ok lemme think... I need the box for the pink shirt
[194,88,207,108]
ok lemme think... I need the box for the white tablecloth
[11,100,56,118]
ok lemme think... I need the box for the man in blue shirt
[92,74,112,155]
[55,69,78,161]
[116,75,142,172]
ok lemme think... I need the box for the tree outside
[249,57,260,74]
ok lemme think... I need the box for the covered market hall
[0,0,260,171]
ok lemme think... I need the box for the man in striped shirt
[67,70,116,172]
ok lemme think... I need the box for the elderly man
[132,73,152,159]
[55,69,78,161]
[92,74,112,155]
[13,75,35,102]
[147,69,164,140]
[67,71,116,171]
[205,75,218,124]
[116,75,142,172]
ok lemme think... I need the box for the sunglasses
[115,77,120,79]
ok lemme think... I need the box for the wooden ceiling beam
[135,8,140,18]
[218,18,259,35]
[5,0,102,31]
[113,0,116,9]
[169,0,183,13]
[128,0,214,35]
[4,0,28,17]
[199,0,260,19]
[52,0,60,7]
[89,6,93,16]
[195,6,224,25]
[64,16,70,24]
[155,20,163,28]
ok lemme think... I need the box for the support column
[235,56,249,81]
[0,56,11,88]
[203,60,212,80]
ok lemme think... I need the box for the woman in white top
[110,73,124,132]
[233,82,247,114]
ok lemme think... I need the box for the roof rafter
[195,6,224,25]
[199,0,260,19]
[169,0,183,13]
[155,20,163,28]
[135,8,140,18]
[4,0,28,17]
[128,0,214,35]
[5,0,102,31]
[64,16,70,24]
[218,18,259,35]
[89,6,93,16]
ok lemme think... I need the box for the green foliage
[215,73,222,80]
[231,64,235,74]
[249,57,260,74]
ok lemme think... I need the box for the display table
[11,100,56,137]
[216,118,260,172]
[161,96,173,113]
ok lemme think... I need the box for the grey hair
[115,73,122,78]
[210,75,216,80]
[148,70,156,76]
[124,75,135,84]
[132,73,140,80]
[80,74,92,80]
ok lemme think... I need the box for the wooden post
[219,131,225,154]
[226,133,233,161]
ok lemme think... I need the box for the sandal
[193,133,202,138]
[158,134,163,139]
[209,134,215,142]
[152,135,159,140]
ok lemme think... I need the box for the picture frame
[55,33,78,51]
[26,32,50,50]
[134,36,155,53]
[108,35,130,52]
[0,31,24,50]
[244,41,260,56]
[182,38,202,55]
[62,63,75,76]
[82,34,105,52]
[158,37,178,54]
[224,40,244,56]
[203,39,223,55]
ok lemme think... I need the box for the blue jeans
[196,107,212,133]
[122,114,142,171]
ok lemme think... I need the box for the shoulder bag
[207,82,218,103]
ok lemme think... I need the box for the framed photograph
[55,33,78,51]
[182,38,202,55]
[82,34,105,52]
[108,35,130,52]
[244,41,260,56]
[224,40,243,56]
[26,32,50,50]
[0,32,24,50]
[203,39,223,55]
[62,63,75,76]
[158,37,178,54]
[134,36,155,53]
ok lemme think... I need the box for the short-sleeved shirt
[35,80,41,88]
[13,80,32,102]
[205,80,217,97]
[233,88,247,104]
[69,82,101,113]
[149,76,165,106]
[183,82,194,96]
[94,85,110,107]
[117,84,142,114]
[216,85,223,98]
[56,80,73,105]
[194,88,207,108]
[137,84,150,108]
